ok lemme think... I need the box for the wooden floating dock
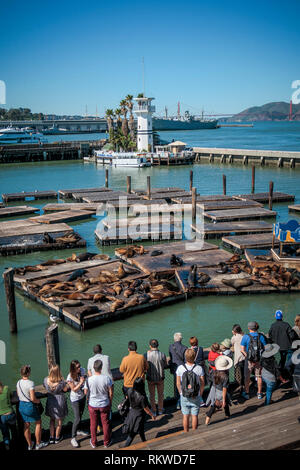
[234,192,295,203]
[0,205,40,218]
[204,207,277,222]
[131,187,184,196]
[191,220,273,238]
[95,224,183,245]
[222,233,279,253]
[171,195,235,204]
[29,209,94,224]
[13,258,185,330]
[142,191,190,201]
[58,187,112,199]
[245,249,276,268]
[43,203,100,213]
[76,191,141,203]
[197,199,263,211]
[2,190,57,203]
[271,248,300,270]
[288,204,300,213]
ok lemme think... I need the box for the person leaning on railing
[0,380,17,450]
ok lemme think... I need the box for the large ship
[0,127,48,144]
[152,109,218,131]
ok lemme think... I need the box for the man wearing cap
[240,322,267,400]
[268,310,298,370]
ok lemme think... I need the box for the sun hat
[291,340,300,350]
[261,343,280,358]
[220,338,231,348]
[275,310,283,320]
[248,321,257,330]
[215,355,233,371]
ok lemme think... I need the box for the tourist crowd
[0,312,299,450]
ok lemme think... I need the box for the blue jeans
[262,379,276,405]
[0,413,16,445]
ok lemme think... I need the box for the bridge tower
[134,96,155,152]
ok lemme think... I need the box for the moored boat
[94,150,151,167]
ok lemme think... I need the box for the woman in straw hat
[205,355,233,425]
[261,343,286,406]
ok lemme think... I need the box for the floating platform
[79,191,141,203]
[288,204,300,213]
[191,220,273,238]
[141,191,190,201]
[222,233,279,253]
[233,192,295,203]
[131,187,184,196]
[197,199,263,211]
[171,195,235,204]
[204,207,277,222]
[14,258,185,330]
[58,187,112,199]
[271,248,300,271]
[2,190,57,203]
[0,205,40,218]
[95,223,183,245]
[244,249,276,268]
[29,209,94,224]
[43,203,100,213]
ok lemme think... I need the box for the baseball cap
[275,310,283,320]
[248,321,257,330]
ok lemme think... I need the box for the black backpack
[247,334,264,362]
[181,364,200,398]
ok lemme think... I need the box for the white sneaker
[28,443,34,451]
[35,441,48,450]
[77,430,89,437]
[90,439,96,449]
[71,438,79,448]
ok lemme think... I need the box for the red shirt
[208,351,221,370]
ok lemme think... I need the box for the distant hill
[229,101,300,122]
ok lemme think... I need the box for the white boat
[0,126,48,144]
[94,150,151,167]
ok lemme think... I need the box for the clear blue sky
[1,0,299,116]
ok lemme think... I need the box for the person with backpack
[169,333,187,409]
[205,355,233,425]
[240,322,267,400]
[144,339,167,416]
[268,310,298,370]
[260,343,286,406]
[176,349,205,432]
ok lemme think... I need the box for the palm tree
[105,108,115,140]
[126,94,135,140]
[114,108,122,130]
[120,99,129,137]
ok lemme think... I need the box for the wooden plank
[191,220,273,238]
[103,199,169,209]
[43,203,100,213]
[29,210,93,224]
[0,206,40,218]
[0,222,72,238]
[2,190,57,202]
[58,187,112,198]
[204,207,277,222]
[141,191,190,201]
[79,192,141,203]
[131,187,184,195]
[222,233,279,251]
[197,200,263,211]
[95,223,183,244]
[245,249,276,268]
[288,204,300,213]
[171,194,235,204]
[103,214,183,229]
[233,192,295,203]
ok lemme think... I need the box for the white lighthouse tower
[134,96,155,152]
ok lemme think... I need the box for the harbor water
[0,122,300,394]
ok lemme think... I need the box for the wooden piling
[192,187,197,223]
[147,176,151,200]
[45,324,60,371]
[189,170,193,192]
[223,174,227,195]
[3,268,17,333]
[269,181,274,210]
[105,169,109,188]
[251,165,255,194]
[127,176,131,194]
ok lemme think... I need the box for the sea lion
[92,254,111,261]
[187,265,197,288]
[113,284,123,295]
[222,278,253,291]
[55,300,83,307]
[170,254,183,266]
[197,272,211,284]
[231,265,241,274]
[65,293,95,300]
[43,232,55,244]
[93,293,106,302]
[150,250,163,257]
[216,262,228,274]
[125,296,139,308]
[77,306,99,317]
[117,264,126,279]
[148,292,164,302]
[75,252,97,262]
[66,253,77,262]
[67,269,87,281]
[74,280,88,292]
[254,255,273,261]
[110,299,125,312]
[130,279,142,289]
[138,293,151,304]
[40,259,66,266]
[124,288,135,298]
[122,265,140,275]
[115,248,128,256]
[228,254,241,264]
[133,245,147,255]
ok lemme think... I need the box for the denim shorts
[180,395,202,416]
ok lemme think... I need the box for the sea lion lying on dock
[67,269,87,281]
[150,250,163,256]
[43,232,55,244]
[216,262,228,274]
[75,252,97,262]
[221,278,253,291]
[56,232,81,243]
[170,254,183,266]
[187,265,197,288]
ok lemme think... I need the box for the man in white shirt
[84,360,113,448]
[87,344,113,380]
[176,349,205,432]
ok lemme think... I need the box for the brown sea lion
[92,254,111,261]
[66,253,78,262]
[110,299,125,312]
[227,254,241,264]
[65,293,95,300]
[254,255,272,261]
[40,259,66,266]
[93,293,106,302]
[222,278,253,290]
[55,300,83,307]
[133,245,147,255]
[125,296,139,308]
[231,265,241,274]
[197,272,211,284]
[138,293,151,304]
[117,264,126,279]
[124,288,134,298]
[113,284,123,295]
[115,248,128,256]
[122,265,140,275]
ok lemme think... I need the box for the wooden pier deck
[191,220,273,238]
[171,195,235,204]
[141,191,190,201]
[58,187,112,198]
[2,190,57,202]
[43,203,100,213]
[288,204,300,213]
[78,192,141,203]
[131,187,184,196]
[204,207,277,222]
[0,205,40,218]
[95,224,183,245]
[43,384,300,451]
[234,192,295,203]
[29,209,94,224]
[222,233,279,253]
[197,199,263,211]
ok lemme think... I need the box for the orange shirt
[119,351,148,388]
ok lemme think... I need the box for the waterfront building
[134,96,155,152]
